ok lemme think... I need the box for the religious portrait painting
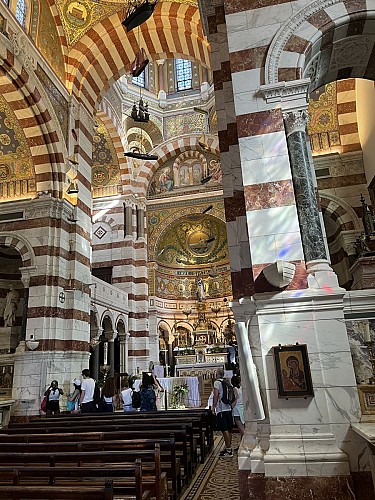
[273,344,314,398]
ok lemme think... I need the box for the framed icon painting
[273,344,314,398]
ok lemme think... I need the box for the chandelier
[122,0,158,32]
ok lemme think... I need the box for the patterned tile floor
[181,433,241,500]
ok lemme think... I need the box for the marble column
[119,332,130,376]
[156,59,165,92]
[107,331,115,378]
[124,203,132,237]
[136,207,145,239]
[283,110,327,263]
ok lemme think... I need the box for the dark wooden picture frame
[273,344,314,398]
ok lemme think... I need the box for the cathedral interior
[1,0,375,497]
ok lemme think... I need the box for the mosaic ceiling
[0,95,35,188]
[56,0,198,48]
[92,117,120,197]
[155,213,227,268]
[57,0,124,47]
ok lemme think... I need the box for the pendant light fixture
[122,0,158,32]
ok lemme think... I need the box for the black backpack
[93,383,104,412]
[220,380,235,405]
[132,390,141,409]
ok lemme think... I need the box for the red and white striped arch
[265,0,375,86]
[134,133,219,195]
[0,52,66,198]
[66,2,210,109]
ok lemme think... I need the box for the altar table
[133,376,201,408]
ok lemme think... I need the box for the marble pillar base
[350,257,375,289]
[239,472,357,500]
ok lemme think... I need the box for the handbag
[40,395,48,413]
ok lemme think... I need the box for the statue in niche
[3,285,20,327]
[196,273,206,302]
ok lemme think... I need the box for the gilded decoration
[148,152,222,197]
[307,82,341,154]
[155,214,227,268]
[0,94,35,201]
[92,118,120,198]
[35,65,69,145]
[58,0,123,48]
[37,0,65,81]
[165,113,206,140]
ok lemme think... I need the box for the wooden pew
[0,479,114,499]
[27,409,213,460]
[0,463,151,500]
[0,437,181,496]
[1,424,196,480]
[0,446,167,500]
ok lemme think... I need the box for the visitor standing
[231,375,245,442]
[121,379,134,412]
[79,369,95,413]
[212,368,234,457]
[101,377,116,412]
[44,380,63,416]
[140,371,157,411]
[66,378,81,413]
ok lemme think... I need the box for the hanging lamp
[122,0,158,32]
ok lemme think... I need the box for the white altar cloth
[133,376,200,408]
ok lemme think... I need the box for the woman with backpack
[66,378,81,413]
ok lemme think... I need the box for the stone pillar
[136,207,145,239]
[156,59,165,92]
[124,203,133,237]
[90,327,102,382]
[283,109,327,264]
[107,331,115,378]
[19,266,37,344]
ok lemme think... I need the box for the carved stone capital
[20,266,38,288]
[283,110,308,137]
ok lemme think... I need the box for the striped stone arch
[115,314,127,331]
[95,109,129,195]
[173,150,208,173]
[320,193,361,233]
[101,310,115,328]
[320,193,361,288]
[93,214,120,231]
[0,233,36,267]
[135,134,219,196]
[0,42,67,197]
[67,3,210,109]
[265,0,375,87]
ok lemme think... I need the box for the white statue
[3,285,20,327]
[196,274,206,302]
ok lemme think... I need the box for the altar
[133,376,201,408]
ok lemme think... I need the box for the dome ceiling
[156,214,228,268]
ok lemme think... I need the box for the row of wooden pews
[0,408,214,499]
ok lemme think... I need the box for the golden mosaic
[38,0,65,81]
[92,118,120,197]
[57,0,123,47]
[307,82,341,153]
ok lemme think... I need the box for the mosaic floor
[181,433,241,500]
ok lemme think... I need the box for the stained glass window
[16,0,27,27]
[132,72,145,88]
[175,59,192,91]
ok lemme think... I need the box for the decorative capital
[283,110,308,136]
[11,32,37,71]
[20,266,38,288]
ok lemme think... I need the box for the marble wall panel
[247,205,301,237]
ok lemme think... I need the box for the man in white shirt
[79,369,96,413]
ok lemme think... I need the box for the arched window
[15,0,27,27]
[175,59,192,91]
[132,71,145,88]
